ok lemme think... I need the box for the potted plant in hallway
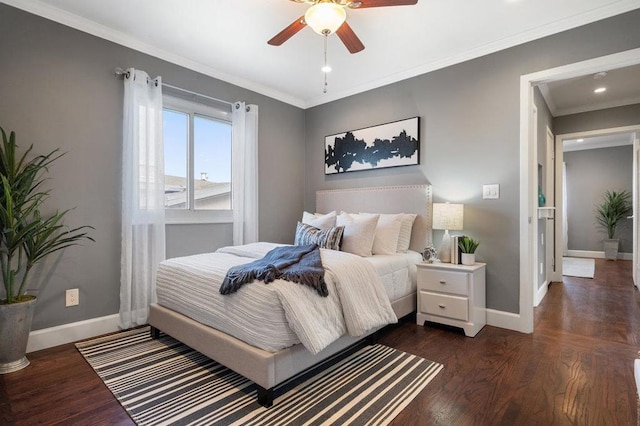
[595,190,631,260]
[0,127,93,373]
[458,236,480,265]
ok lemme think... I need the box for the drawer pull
[439,280,446,284]
[438,304,446,309]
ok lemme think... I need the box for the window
[163,96,232,223]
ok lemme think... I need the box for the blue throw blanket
[220,244,328,297]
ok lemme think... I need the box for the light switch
[483,184,500,200]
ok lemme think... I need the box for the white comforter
[156,242,397,354]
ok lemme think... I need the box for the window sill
[165,210,232,225]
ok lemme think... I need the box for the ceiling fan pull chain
[323,33,329,93]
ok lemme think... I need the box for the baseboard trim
[27,309,529,351]
[534,281,549,307]
[27,314,120,353]
[486,309,523,332]
[566,250,632,260]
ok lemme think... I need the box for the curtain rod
[114,67,234,107]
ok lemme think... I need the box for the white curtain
[562,161,569,256]
[232,102,259,245]
[120,68,165,329]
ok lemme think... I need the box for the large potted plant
[0,127,93,373]
[595,190,631,260]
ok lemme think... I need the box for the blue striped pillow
[294,222,344,251]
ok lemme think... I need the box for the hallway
[536,259,640,346]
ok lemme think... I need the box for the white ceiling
[540,63,640,116]
[4,0,640,108]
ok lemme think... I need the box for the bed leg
[256,385,274,408]
[150,326,160,339]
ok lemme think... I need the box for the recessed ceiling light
[594,87,607,93]
[577,139,584,142]
[321,65,332,73]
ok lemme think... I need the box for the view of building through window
[163,107,232,210]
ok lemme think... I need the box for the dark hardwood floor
[1,259,639,425]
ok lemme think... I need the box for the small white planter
[461,253,475,266]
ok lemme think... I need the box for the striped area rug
[76,327,443,425]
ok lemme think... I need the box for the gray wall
[304,10,640,314]
[564,145,633,253]
[555,104,640,135]
[166,224,233,259]
[0,5,305,330]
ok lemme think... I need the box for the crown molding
[3,0,639,109]
[305,0,640,107]
[553,96,640,116]
[1,0,307,109]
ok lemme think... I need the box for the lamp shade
[304,2,347,35]
[432,203,464,231]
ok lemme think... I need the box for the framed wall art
[324,116,420,175]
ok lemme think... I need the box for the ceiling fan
[268,0,419,54]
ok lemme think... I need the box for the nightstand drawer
[419,291,468,321]
[418,268,469,296]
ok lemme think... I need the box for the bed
[148,184,432,407]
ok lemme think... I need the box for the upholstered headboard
[316,185,432,252]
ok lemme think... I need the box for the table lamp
[432,202,464,263]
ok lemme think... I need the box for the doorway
[518,47,640,334]
[554,128,639,287]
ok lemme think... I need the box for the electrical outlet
[65,288,79,307]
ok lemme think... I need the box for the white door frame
[518,47,640,334]
[545,127,556,283]
[634,132,640,289]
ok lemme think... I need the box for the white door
[553,135,564,283]
[545,127,555,281]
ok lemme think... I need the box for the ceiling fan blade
[268,16,306,46]
[336,22,365,54]
[351,0,418,8]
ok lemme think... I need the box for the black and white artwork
[324,117,420,175]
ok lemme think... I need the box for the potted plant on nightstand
[595,190,631,260]
[458,236,479,266]
[0,127,93,374]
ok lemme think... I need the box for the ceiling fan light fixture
[305,2,347,35]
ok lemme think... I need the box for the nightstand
[416,262,486,337]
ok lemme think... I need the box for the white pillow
[302,211,336,229]
[397,213,417,253]
[360,213,403,255]
[336,212,379,257]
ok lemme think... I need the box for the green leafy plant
[0,127,94,304]
[595,190,631,239]
[458,236,480,254]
